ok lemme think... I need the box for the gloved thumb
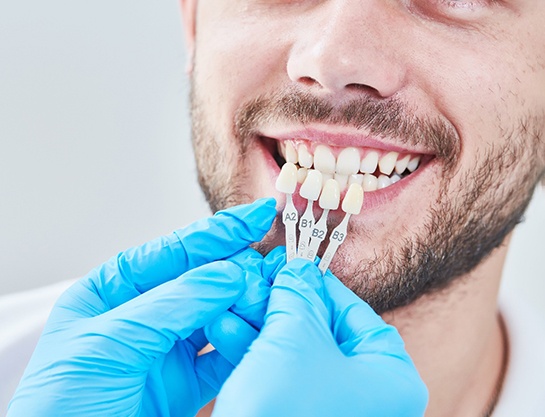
[260,259,334,348]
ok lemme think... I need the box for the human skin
[180,1,545,416]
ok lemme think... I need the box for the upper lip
[258,124,435,155]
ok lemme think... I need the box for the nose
[286,1,407,98]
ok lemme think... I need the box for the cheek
[193,13,292,123]
[413,33,545,175]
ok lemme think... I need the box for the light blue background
[0,0,543,318]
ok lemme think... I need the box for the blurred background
[0,1,543,317]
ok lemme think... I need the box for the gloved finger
[322,271,407,356]
[65,261,248,369]
[226,248,271,329]
[195,349,235,404]
[227,246,287,329]
[260,259,333,347]
[261,246,287,284]
[56,198,276,316]
[205,311,259,366]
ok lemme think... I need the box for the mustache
[234,87,460,166]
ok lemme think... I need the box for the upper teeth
[278,141,422,192]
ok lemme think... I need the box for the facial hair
[190,82,545,314]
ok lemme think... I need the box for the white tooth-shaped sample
[362,174,378,192]
[377,174,392,189]
[334,173,348,192]
[407,155,421,172]
[391,174,401,184]
[319,179,340,210]
[322,172,333,186]
[360,151,379,174]
[285,142,298,164]
[395,155,410,174]
[297,167,308,184]
[378,152,399,176]
[299,169,323,201]
[349,173,364,186]
[275,162,298,194]
[342,183,364,215]
[314,145,336,174]
[298,144,313,168]
[336,147,360,175]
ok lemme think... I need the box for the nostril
[299,76,319,87]
[346,82,381,97]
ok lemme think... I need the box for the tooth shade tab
[275,162,298,194]
[319,179,340,210]
[298,144,313,168]
[314,145,336,174]
[360,151,379,174]
[342,184,364,215]
[336,147,360,175]
[299,169,323,201]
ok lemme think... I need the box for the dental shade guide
[297,170,323,259]
[318,183,364,275]
[275,162,299,262]
[305,179,340,261]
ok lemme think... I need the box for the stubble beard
[190,80,545,314]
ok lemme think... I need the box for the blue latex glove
[211,259,429,417]
[204,247,285,366]
[7,198,276,417]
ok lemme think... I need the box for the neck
[382,240,510,417]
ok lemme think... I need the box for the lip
[259,124,436,155]
[256,130,436,217]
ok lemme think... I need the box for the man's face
[184,1,545,313]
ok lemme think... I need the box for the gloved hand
[211,259,429,417]
[7,198,277,417]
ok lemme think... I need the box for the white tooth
[278,141,286,159]
[275,162,298,194]
[319,179,341,210]
[297,167,308,184]
[395,155,410,174]
[378,152,399,176]
[298,144,313,168]
[299,169,323,201]
[336,147,360,175]
[360,151,379,174]
[407,155,421,172]
[334,173,348,192]
[391,174,401,184]
[322,172,333,186]
[377,174,392,189]
[314,145,336,174]
[285,142,298,164]
[349,173,364,186]
[342,183,364,215]
[362,174,378,192]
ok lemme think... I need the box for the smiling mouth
[264,137,429,192]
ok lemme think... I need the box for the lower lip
[256,136,433,216]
